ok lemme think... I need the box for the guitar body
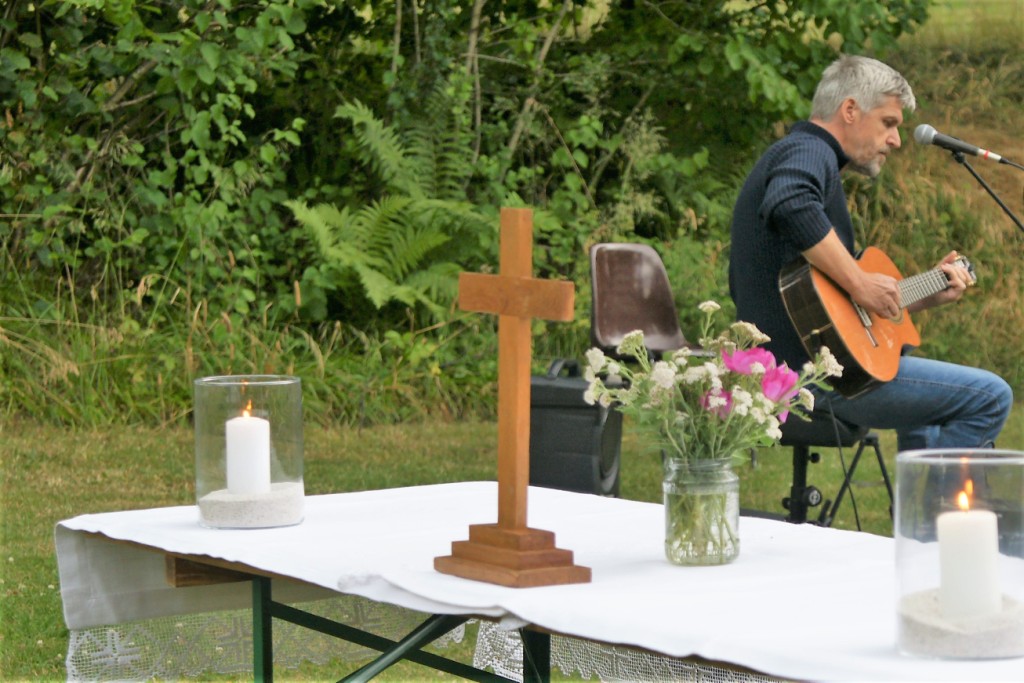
[780,246,922,398]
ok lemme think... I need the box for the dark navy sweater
[728,121,855,370]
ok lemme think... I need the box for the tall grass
[0,283,502,428]
[912,0,1024,49]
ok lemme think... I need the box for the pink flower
[722,347,776,374]
[701,389,733,418]
[761,364,800,422]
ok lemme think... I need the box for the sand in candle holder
[198,481,304,528]
[899,589,1024,659]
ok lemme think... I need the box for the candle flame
[956,480,975,512]
[242,400,253,418]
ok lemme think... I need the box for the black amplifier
[529,359,623,496]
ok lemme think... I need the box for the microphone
[914,124,1004,162]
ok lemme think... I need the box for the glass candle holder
[896,449,1024,659]
[194,375,304,528]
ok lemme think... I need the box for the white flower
[598,392,613,408]
[671,348,692,365]
[698,300,721,313]
[585,347,607,373]
[607,361,621,376]
[731,388,753,416]
[819,346,843,377]
[749,361,766,375]
[798,388,815,411]
[583,387,597,406]
[650,361,676,389]
[706,393,728,409]
[616,330,646,357]
[764,418,783,441]
[730,320,770,344]
[681,366,706,384]
[704,361,723,390]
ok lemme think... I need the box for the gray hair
[810,55,916,120]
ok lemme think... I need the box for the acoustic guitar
[779,246,975,398]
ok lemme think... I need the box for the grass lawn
[2,405,1022,681]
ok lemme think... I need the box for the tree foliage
[3,0,968,426]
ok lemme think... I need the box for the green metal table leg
[521,629,550,683]
[253,576,274,682]
[250,573,515,682]
[337,613,469,683]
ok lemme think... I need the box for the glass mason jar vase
[663,457,740,566]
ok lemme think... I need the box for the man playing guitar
[728,55,1011,458]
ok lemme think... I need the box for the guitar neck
[898,268,949,309]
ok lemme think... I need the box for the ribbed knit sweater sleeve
[760,138,840,250]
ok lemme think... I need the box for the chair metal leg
[819,434,892,529]
[782,445,823,524]
[873,435,895,519]
[760,434,892,528]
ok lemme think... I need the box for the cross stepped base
[434,523,591,588]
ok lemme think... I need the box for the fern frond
[286,200,366,268]
[398,79,476,201]
[406,262,462,304]
[335,100,423,199]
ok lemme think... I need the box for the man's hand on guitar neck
[906,250,974,313]
[804,233,975,317]
[803,230,902,319]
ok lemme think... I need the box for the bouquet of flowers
[583,300,844,461]
[583,300,843,565]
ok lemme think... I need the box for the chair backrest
[589,243,687,355]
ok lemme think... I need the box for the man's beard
[847,158,883,178]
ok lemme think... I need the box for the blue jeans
[812,355,1013,451]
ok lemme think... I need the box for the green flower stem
[663,458,740,566]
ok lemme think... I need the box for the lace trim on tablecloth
[66,596,788,682]
[474,622,791,683]
[66,595,464,682]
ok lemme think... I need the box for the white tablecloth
[56,481,1024,681]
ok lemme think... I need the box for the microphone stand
[950,151,1024,235]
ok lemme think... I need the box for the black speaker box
[529,360,623,496]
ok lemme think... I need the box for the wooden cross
[434,207,591,588]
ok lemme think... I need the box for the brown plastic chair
[589,243,689,356]
[588,242,891,527]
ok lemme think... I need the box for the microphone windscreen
[914,124,936,145]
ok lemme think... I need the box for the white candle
[937,485,1001,620]
[225,402,271,495]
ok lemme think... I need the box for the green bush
[10,0,1016,428]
